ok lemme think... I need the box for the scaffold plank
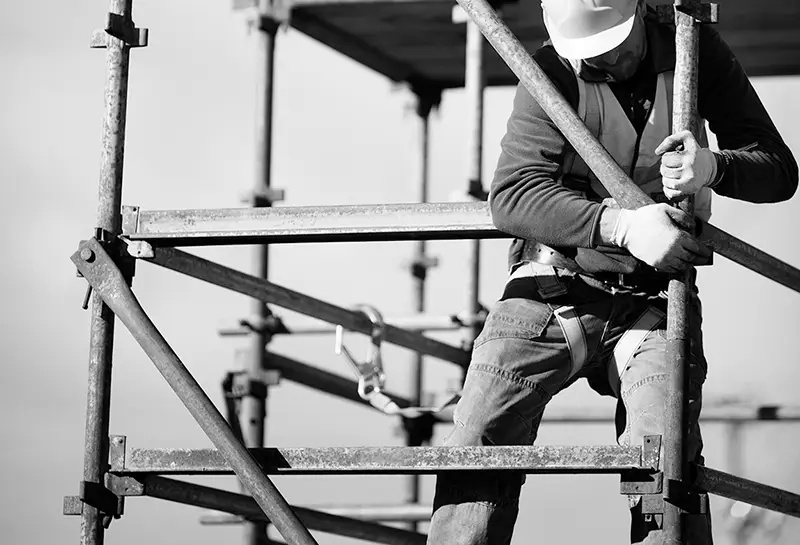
[281,0,800,92]
[112,445,645,475]
[122,202,501,246]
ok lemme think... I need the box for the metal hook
[335,305,386,400]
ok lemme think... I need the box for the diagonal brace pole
[71,238,319,545]
[145,246,471,367]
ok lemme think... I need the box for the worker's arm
[489,47,605,248]
[697,26,799,203]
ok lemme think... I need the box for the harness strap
[608,306,666,397]
[509,262,587,380]
[554,306,588,380]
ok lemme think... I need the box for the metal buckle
[335,305,386,401]
[617,273,636,290]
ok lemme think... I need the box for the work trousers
[427,266,712,545]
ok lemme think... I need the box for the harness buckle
[335,305,386,401]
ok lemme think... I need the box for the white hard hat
[541,0,639,60]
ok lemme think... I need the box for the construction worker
[427,1,798,544]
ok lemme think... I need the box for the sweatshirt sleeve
[489,47,606,249]
[698,26,799,203]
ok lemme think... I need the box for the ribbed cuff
[706,151,727,190]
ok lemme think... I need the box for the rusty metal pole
[81,1,142,543]
[242,9,280,545]
[664,2,704,543]
[72,241,320,545]
[464,20,485,350]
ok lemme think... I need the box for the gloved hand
[655,130,718,200]
[611,203,712,272]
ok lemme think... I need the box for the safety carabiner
[335,305,386,401]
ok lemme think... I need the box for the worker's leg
[426,297,578,545]
[615,294,712,545]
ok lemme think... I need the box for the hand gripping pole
[71,238,319,545]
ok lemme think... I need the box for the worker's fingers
[654,130,697,155]
[660,151,686,169]
[663,186,687,200]
[659,163,685,179]
[678,232,713,260]
[663,205,694,231]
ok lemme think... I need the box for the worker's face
[584,7,647,82]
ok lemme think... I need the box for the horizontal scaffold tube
[123,201,800,293]
[148,247,470,368]
[266,351,799,424]
[122,202,500,245]
[307,504,433,523]
[140,476,427,545]
[219,312,485,336]
[112,444,646,475]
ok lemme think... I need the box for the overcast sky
[2,1,799,544]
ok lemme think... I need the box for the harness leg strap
[554,306,588,380]
[608,306,666,398]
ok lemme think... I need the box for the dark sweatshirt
[491,10,798,273]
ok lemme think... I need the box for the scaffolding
[64,1,800,544]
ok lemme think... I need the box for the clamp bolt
[80,248,96,263]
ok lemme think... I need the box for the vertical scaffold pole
[664,2,708,542]
[463,20,486,351]
[404,92,439,531]
[82,1,143,543]
[242,7,280,545]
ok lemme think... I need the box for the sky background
[2,1,799,544]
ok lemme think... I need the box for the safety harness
[509,261,667,393]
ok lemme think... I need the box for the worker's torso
[562,70,713,220]
[512,67,712,275]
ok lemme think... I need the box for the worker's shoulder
[532,44,574,80]
[528,44,579,107]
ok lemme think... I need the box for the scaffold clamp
[409,255,440,280]
[78,235,137,309]
[241,188,286,207]
[655,1,718,24]
[90,12,149,49]
[63,480,124,528]
[335,305,386,401]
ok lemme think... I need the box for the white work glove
[655,130,718,200]
[612,203,712,273]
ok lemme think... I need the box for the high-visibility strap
[609,306,666,397]
[554,306,588,379]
